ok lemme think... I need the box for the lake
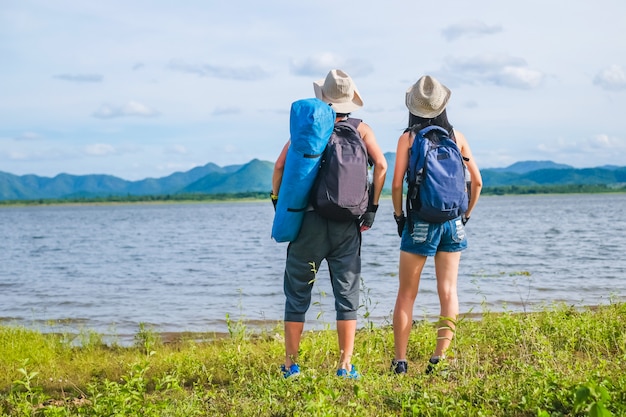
[1,194,625,343]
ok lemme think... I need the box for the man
[272,69,387,378]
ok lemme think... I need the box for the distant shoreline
[1,185,625,207]
[0,192,270,207]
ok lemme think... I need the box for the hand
[461,214,470,225]
[270,192,278,211]
[394,212,406,237]
[360,211,376,232]
[359,204,378,232]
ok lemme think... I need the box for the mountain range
[1,157,625,201]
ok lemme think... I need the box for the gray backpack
[311,118,370,221]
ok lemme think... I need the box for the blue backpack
[406,125,468,224]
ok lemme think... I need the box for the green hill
[0,161,271,201]
[181,159,274,194]
[1,158,625,202]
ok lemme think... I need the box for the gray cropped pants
[283,210,361,322]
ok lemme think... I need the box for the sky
[1,1,625,181]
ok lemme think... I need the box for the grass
[1,302,625,416]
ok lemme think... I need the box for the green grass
[1,302,625,416]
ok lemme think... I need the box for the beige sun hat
[405,75,451,118]
[313,69,363,114]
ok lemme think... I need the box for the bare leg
[433,251,461,357]
[337,319,357,369]
[393,250,428,360]
[284,321,304,367]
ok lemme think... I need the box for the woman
[391,75,482,374]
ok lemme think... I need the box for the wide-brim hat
[313,69,363,114]
[405,75,451,118]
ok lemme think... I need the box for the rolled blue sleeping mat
[271,98,335,242]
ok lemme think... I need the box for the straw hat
[405,75,451,118]
[313,69,363,114]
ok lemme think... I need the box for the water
[1,194,625,342]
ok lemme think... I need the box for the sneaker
[281,363,301,379]
[425,357,442,375]
[336,364,360,379]
[391,359,408,375]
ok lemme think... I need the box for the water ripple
[0,195,625,338]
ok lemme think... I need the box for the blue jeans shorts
[400,216,467,256]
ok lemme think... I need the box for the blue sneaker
[281,363,300,379]
[336,365,360,379]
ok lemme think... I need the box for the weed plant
[1,302,625,416]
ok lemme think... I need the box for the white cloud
[290,54,374,78]
[212,107,240,116]
[93,101,159,119]
[589,134,626,150]
[53,73,103,83]
[290,53,340,77]
[495,66,544,89]
[15,132,41,141]
[168,59,271,80]
[2,145,73,163]
[593,64,626,91]
[169,145,188,154]
[7,150,29,160]
[447,54,526,72]
[441,54,544,89]
[442,20,503,41]
[84,143,116,156]
[536,134,626,166]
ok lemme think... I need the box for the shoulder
[354,119,374,139]
[452,128,467,146]
[275,140,290,163]
[394,130,412,151]
[452,129,474,157]
[346,117,363,126]
[452,128,465,139]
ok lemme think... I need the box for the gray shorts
[283,211,361,322]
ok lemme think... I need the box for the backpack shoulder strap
[333,117,361,136]
[345,117,362,129]
[418,125,449,139]
[331,119,363,159]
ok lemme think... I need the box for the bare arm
[392,131,411,216]
[272,140,290,196]
[454,129,482,218]
[358,121,387,205]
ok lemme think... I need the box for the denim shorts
[400,216,467,256]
